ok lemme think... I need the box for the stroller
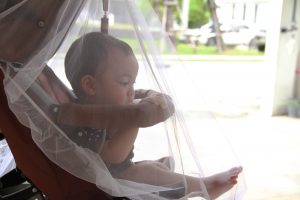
[0,0,245,199]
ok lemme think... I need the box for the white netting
[0,0,245,199]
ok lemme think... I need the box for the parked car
[179,21,266,51]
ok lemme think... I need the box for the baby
[64,32,242,199]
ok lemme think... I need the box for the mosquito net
[0,0,246,199]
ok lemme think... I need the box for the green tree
[147,0,211,29]
[151,0,164,19]
[186,0,210,28]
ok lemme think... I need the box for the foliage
[283,99,300,107]
[145,0,164,21]
[138,0,161,19]
[187,0,210,28]
[148,0,211,29]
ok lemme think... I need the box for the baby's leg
[134,156,175,171]
[118,163,242,199]
[117,161,182,185]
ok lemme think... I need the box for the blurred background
[1,1,299,200]
[142,0,300,200]
[71,0,300,199]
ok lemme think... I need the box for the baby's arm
[135,89,173,109]
[98,128,138,163]
[57,99,174,131]
[97,91,173,164]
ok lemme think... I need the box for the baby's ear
[80,75,97,95]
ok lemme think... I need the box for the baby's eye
[118,77,135,87]
[119,81,130,86]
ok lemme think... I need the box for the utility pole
[181,0,190,30]
[163,0,177,44]
[207,0,224,52]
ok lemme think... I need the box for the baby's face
[92,48,138,105]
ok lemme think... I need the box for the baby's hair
[65,32,133,96]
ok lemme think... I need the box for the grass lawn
[176,43,264,56]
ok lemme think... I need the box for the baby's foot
[204,166,243,199]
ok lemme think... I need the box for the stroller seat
[1,63,179,199]
[0,65,114,200]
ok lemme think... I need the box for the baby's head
[65,32,138,105]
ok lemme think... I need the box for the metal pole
[292,0,297,23]
[181,0,190,30]
[101,0,109,34]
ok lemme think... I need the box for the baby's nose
[128,87,135,101]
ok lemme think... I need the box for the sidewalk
[135,54,265,62]
[217,115,300,200]
[166,55,264,62]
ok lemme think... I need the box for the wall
[263,0,300,116]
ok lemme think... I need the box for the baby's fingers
[156,96,168,109]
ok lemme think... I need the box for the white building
[216,0,269,27]
[216,0,300,116]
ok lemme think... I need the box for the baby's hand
[140,93,172,109]
[133,93,175,127]
[132,99,141,104]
